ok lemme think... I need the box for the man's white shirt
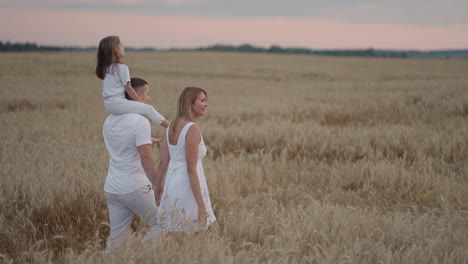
[103,114,152,194]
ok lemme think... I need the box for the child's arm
[160,119,170,128]
[124,82,143,102]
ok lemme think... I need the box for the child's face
[115,43,125,59]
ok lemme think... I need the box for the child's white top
[103,63,130,103]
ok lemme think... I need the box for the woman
[152,87,218,239]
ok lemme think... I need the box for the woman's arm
[185,124,207,220]
[153,132,170,205]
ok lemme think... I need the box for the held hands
[151,137,162,144]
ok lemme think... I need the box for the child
[95,36,169,128]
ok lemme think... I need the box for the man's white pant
[105,184,158,251]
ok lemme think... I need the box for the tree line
[1,41,56,51]
[191,44,399,57]
[191,44,467,58]
[2,41,467,58]
[0,41,154,52]
[0,41,96,51]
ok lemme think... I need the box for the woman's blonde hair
[170,87,207,138]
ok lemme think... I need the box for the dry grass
[0,51,467,263]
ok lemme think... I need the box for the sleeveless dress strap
[179,122,194,144]
[166,122,194,146]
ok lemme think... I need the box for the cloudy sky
[1,0,467,50]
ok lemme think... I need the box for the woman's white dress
[153,122,216,237]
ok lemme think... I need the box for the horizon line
[1,41,467,52]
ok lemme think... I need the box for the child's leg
[107,101,165,125]
[105,103,126,115]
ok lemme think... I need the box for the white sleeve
[134,118,152,147]
[118,64,131,86]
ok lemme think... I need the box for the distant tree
[268,45,283,53]
[238,44,264,52]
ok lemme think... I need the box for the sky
[1,0,468,50]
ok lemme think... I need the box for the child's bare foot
[151,137,162,144]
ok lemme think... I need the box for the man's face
[138,85,151,104]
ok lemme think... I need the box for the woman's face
[191,92,208,118]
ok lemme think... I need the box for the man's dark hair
[125,78,148,100]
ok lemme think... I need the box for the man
[103,77,166,252]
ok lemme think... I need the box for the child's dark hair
[95,36,121,80]
[125,78,148,100]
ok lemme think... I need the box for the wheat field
[0,51,467,263]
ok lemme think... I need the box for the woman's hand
[155,187,163,206]
[196,206,208,230]
[197,206,208,221]
[208,221,220,233]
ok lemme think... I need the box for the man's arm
[138,144,158,186]
[137,133,170,205]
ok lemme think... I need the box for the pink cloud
[1,7,467,50]
[354,3,380,11]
